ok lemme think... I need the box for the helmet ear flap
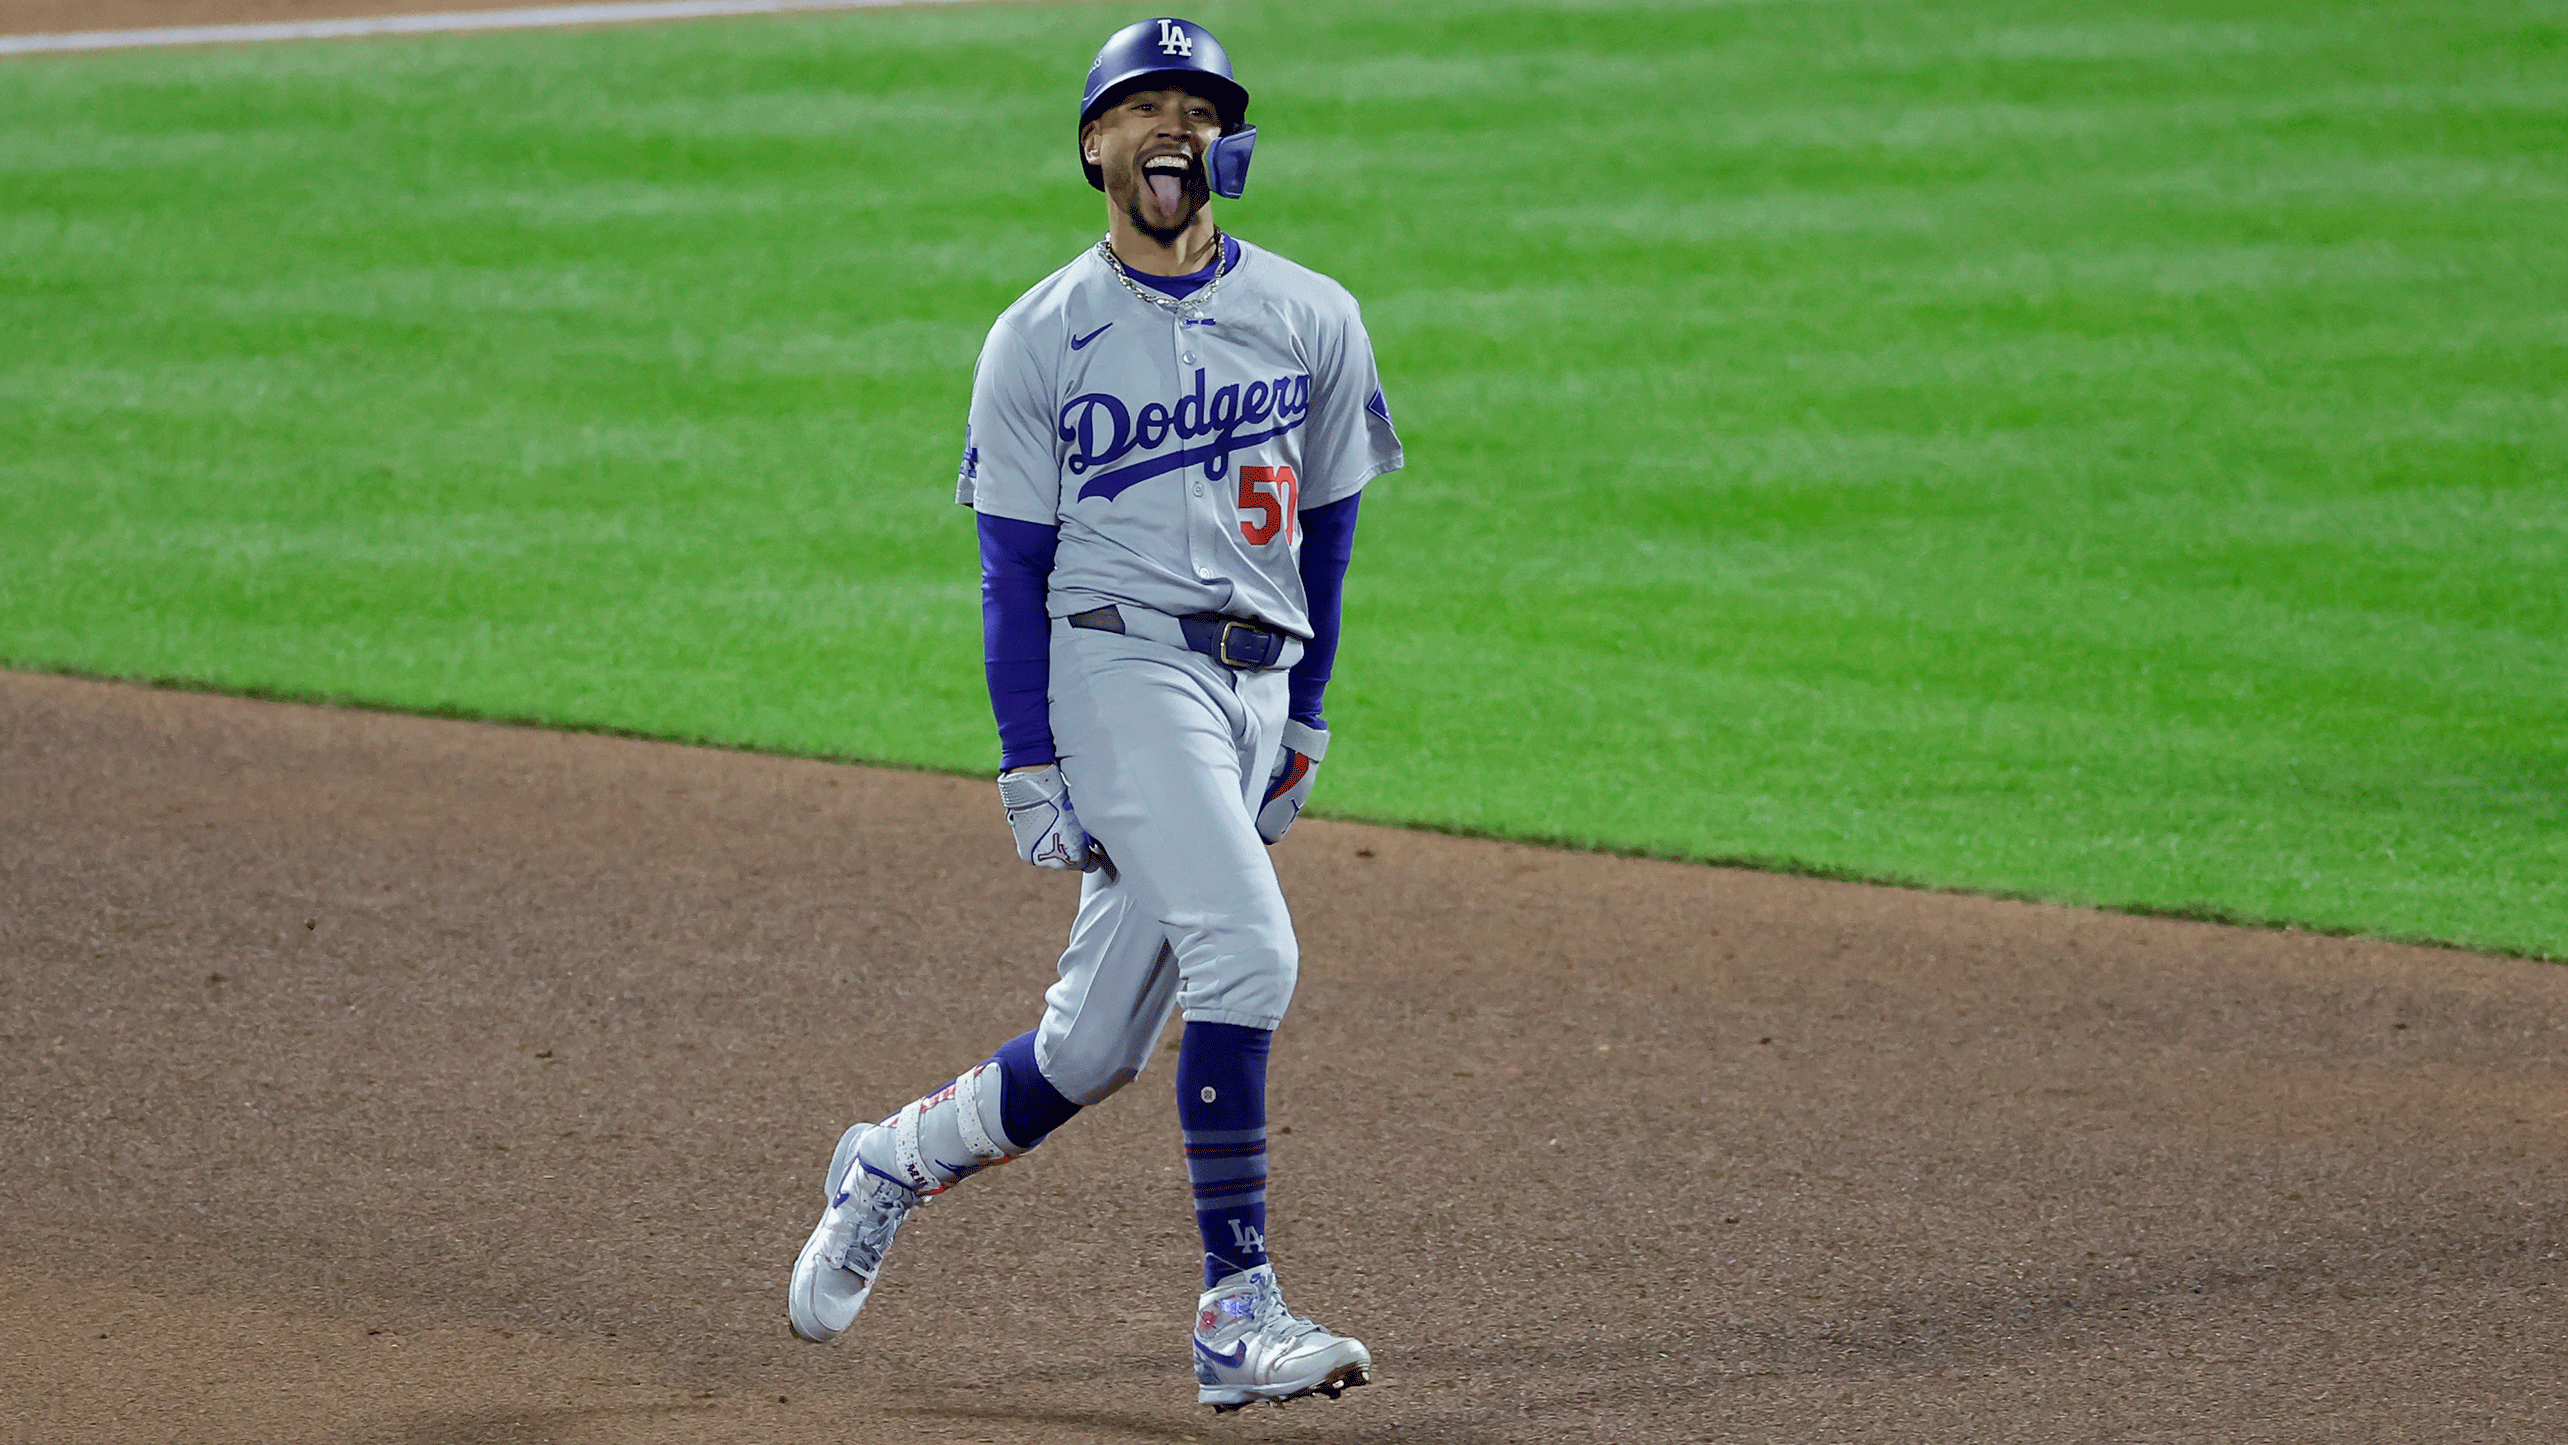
[1206,125,1256,200]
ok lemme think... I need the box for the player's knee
[1187,937,1297,1025]
[1078,1064,1141,1104]
[1246,933,1299,998]
[1036,1041,1155,1106]
[1262,946,1300,1006]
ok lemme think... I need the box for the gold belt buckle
[1217,621,1260,668]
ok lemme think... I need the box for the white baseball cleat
[786,1121,927,1343]
[1191,1265,1371,1411]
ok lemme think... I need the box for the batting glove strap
[1280,718,1327,761]
[998,764,1097,871]
[1256,722,1327,845]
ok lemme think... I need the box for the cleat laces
[1246,1272,1324,1344]
[824,1173,926,1278]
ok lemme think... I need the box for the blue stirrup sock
[992,1030,1080,1147]
[854,1030,1081,1194]
[1176,1020,1273,1286]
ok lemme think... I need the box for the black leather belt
[1068,605,1292,671]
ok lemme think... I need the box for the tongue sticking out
[1147,172,1186,213]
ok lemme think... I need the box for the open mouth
[1140,152,1200,212]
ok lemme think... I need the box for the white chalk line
[0,0,982,56]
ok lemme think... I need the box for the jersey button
[1196,565,1214,579]
[1180,352,1197,366]
[1193,481,1205,496]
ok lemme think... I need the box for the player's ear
[1080,122,1100,167]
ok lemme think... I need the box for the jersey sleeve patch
[962,322,1066,521]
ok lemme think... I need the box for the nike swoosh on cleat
[1071,323,1112,350]
[1194,1338,1248,1369]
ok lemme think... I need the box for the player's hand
[998,764,1099,871]
[1256,720,1327,845]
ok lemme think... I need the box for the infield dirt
[8,668,2567,1444]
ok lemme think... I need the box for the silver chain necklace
[1096,231,1230,319]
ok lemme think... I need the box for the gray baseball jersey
[955,239,1403,637]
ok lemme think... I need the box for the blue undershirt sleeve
[978,512,1060,770]
[1288,493,1361,729]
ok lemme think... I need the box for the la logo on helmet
[1156,19,1194,56]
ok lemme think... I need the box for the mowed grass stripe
[1,0,2561,954]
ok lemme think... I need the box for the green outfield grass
[3,0,2562,955]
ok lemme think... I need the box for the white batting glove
[1256,719,1328,845]
[998,764,1098,871]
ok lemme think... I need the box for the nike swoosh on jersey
[1194,1337,1249,1369]
[1071,323,1113,350]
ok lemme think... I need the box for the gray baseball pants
[1031,619,1298,1105]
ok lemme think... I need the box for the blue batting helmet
[1078,17,1257,199]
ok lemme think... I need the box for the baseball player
[786,16,1402,1412]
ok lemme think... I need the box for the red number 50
[1237,465,1299,545]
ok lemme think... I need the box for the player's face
[1084,87,1224,242]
